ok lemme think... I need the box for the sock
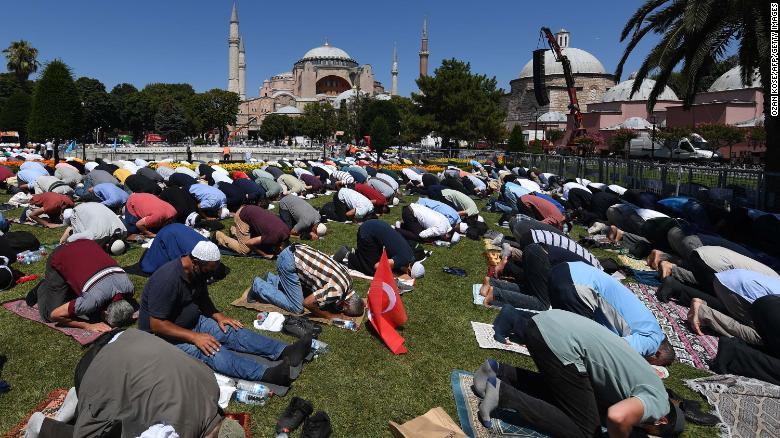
[478,377,500,428]
[281,334,312,366]
[55,387,78,422]
[472,359,499,398]
[261,358,292,386]
[24,412,45,438]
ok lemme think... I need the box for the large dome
[519,47,607,79]
[708,66,761,92]
[300,43,354,62]
[602,78,679,102]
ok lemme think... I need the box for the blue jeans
[176,315,287,381]
[123,210,140,234]
[250,247,304,313]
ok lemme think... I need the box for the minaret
[227,2,240,94]
[419,16,429,78]
[391,43,398,96]
[238,37,246,100]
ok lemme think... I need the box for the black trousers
[32,245,78,323]
[496,319,600,438]
[566,188,592,211]
[660,276,728,314]
[332,193,349,222]
[397,206,424,242]
[40,418,74,438]
[549,264,595,320]
[521,244,552,309]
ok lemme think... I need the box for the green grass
[0,194,715,437]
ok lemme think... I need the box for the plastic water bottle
[38,246,47,257]
[311,338,329,355]
[235,388,272,406]
[331,319,357,331]
[235,379,271,395]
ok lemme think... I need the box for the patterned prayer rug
[626,283,718,370]
[470,322,530,356]
[687,374,780,438]
[451,370,548,438]
[1,300,101,346]
[1,388,68,438]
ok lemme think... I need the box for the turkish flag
[368,249,408,354]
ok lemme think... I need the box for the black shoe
[680,400,720,426]
[275,396,314,435]
[25,285,39,307]
[281,334,313,367]
[300,411,332,438]
[333,246,350,265]
[283,316,322,339]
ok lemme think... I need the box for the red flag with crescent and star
[367,249,407,354]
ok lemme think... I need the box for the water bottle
[331,319,357,331]
[38,247,47,257]
[235,388,271,406]
[311,338,329,355]
[235,379,271,395]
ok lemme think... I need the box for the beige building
[502,29,615,131]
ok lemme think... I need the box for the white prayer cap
[110,240,127,255]
[316,223,328,237]
[411,262,425,278]
[185,212,199,227]
[191,241,221,262]
[62,208,74,225]
[219,207,230,219]
[450,232,461,243]
[392,197,400,206]
[459,222,469,233]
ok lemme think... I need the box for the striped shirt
[529,229,602,270]
[293,244,354,307]
[330,170,355,186]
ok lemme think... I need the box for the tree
[121,92,153,141]
[572,135,598,156]
[77,77,118,142]
[360,99,400,143]
[0,88,32,146]
[258,114,290,145]
[189,89,240,146]
[545,128,565,146]
[413,58,506,148]
[3,40,39,84]
[27,60,82,164]
[392,95,432,144]
[655,55,739,96]
[369,116,392,160]
[609,128,638,156]
[300,102,336,143]
[697,123,744,163]
[154,98,187,143]
[616,0,776,207]
[506,125,526,153]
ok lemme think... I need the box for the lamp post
[650,115,657,161]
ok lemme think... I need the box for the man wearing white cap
[335,220,424,280]
[140,241,312,385]
[397,203,454,243]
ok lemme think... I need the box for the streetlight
[650,115,657,161]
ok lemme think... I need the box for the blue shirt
[504,182,531,198]
[93,183,129,208]
[533,192,565,214]
[188,184,226,209]
[416,197,461,226]
[657,196,691,213]
[17,167,48,185]
[140,224,206,274]
[715,269,780,303]
[565,262,664,357]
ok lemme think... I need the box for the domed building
[502,29,615,132]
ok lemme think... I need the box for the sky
[0,0,670,98]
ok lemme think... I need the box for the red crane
[540,27,587,144]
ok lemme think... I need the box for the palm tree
[3,40,40,83]
[616,0,775,208]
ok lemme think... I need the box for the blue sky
[1,1,669,97]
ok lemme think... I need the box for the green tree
[258,114,290,145]
[2,40,40,84]
[77,77,118,142]
[506,125,526,153]
[413,58,506,148]
[0,88,32,146]
[369,116,392,161]
[27,60,82,164]
[609,128,638,155]
[616,0,776,205]
[696,123,743,162]
[300,102,336,143]
[572,135,598,156]
[154,98,187,143]
[360,99,400,143]
[141,83,196,135]
[391,95,432,144]
[121,92,153,141]
[545,128,565,146]
[189,89,240,146]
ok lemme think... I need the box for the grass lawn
[0,193,716,437]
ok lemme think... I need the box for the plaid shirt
[292,244,354,307]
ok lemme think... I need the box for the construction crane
[228,116,258,141]
[540,27,587,145]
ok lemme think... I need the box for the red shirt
[520,194,566,229]
[30,192,74,217]
[239,205,290,246]
[50,240,119,295]
[126,193,176,229]
[354,183,387,208]
[232,171,249,180]
[0,165,14,182]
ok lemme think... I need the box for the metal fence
[506,152,766,210]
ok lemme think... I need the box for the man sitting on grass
[249,243,365,320]
[140,241,310,384]
[26,239,135,333]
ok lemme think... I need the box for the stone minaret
[238,37,246,100]
[419,17,429,78]
[227,2,240,94]
[391,43,398,96]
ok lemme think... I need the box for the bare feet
[606,225,624,242]
[687,298,705,335]
[483,287,495,306]
[479,278,491,297]
[647,250,665,270]
[658,260,674,279]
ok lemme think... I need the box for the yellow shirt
[113,168,132,183]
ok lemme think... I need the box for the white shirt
[294,168,313,178]
[174,166,199,179]
[338,188,374,219]
[608,184,627,195]
[576,178,592,187]
[375,173,399,191]
[588,182,607,191]
[212,172,233,185]
[402,168,423,183]
[635,208,668,221]
[410,203,452,239]
[514,178,541,193]
[562,182,591,200]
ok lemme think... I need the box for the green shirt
[441,189,479,216]
[533,309,669,423]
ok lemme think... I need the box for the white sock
[55,387,78,422]
[24,412,45,438]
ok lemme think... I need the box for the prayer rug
[625,283,718,370]
[473,284,499,309]
[1,300,101,346]
[617,254,653,271]
[450,370,548,438]
[686,374,780,438]
[231,288,366,330]
[1,388,68,438]
[470,322,529,356]
[218,247,271,259]
[224,413,252,438]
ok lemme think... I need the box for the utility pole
[650,115,657,161]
